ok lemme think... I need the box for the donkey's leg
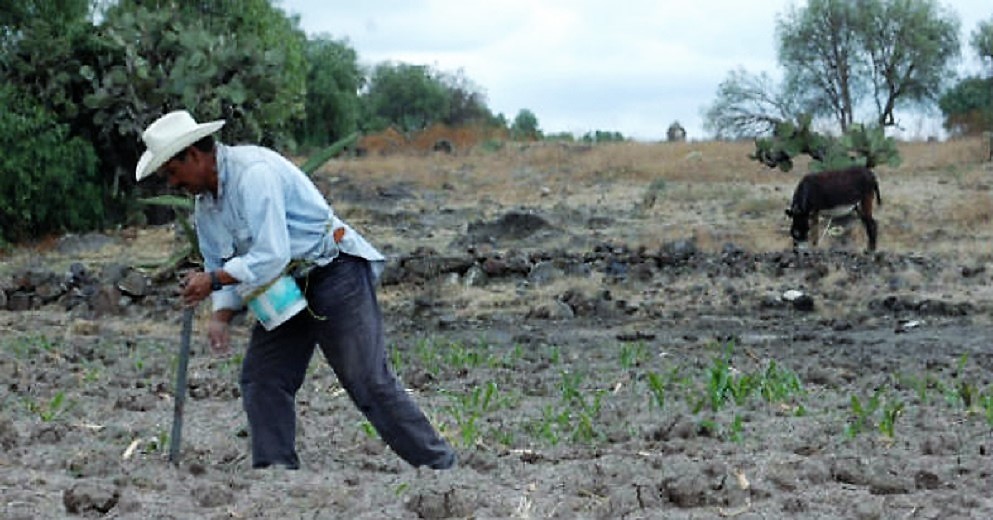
[809,212,820,246]
[858,195,877,252]
[862,216,877,251]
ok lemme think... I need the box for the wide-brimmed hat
[135,110,225,181]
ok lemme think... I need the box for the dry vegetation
[318,136,993,258]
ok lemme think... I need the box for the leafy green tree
[776,0,959,132]
[856,0,960,127]
[510,109,541,141]
[973,15,993,75]
[295,35,363,149]
[776,0,864,131]
[1,0,310,234]
[361,62,449,132]
[939,16,993,136]
[438,68,496,127]
[939,77,993,136]
[0,84,103,244]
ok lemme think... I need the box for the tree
[939,77,993,136]
[1,0,310,233]
[361,62,449,133]
[437,68,496,127]
[777,0,863,131]
[510,109,541,141]
[857,0,960,127]
[703,68,806,139]
[0,84,103,244]
[939,16,993,136]
[295,35,363,149]
[973,15,993,76]
[775,0,959,132]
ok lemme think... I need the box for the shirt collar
[196,143,228,206]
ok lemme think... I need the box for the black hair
[172,135,216,163]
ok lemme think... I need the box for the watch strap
[209,271,223,291]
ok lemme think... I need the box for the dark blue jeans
[239,254,455,469]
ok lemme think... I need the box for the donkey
[785,166,881,252]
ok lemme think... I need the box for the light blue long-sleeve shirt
[194,143,385,312]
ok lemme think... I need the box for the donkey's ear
[784,208,794,217]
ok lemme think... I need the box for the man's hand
[181,271,213,306]
[208,310,235,356]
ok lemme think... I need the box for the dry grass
[3,137,989,278]
[318,135,992,258]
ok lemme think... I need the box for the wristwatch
[209,271,223,291]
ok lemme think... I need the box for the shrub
[0,86,104,244]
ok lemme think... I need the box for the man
[136,110,455,470]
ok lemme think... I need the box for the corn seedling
[844,389,882,439]
[758,361,804,404]
[981,392,993,427]
[702,350,734,412]
[619,341,649,369]
[358,420,377,439]
[27,391,71,422]
[389,344,405,376]
[558,370,585,405]
[730,414,745,443]
[878,400,903,438]
[646,371,666,410]
[444,381,499,447]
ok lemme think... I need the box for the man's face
[159,147,209,194]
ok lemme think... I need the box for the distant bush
[581,130,625,143]
[0,86,104,244]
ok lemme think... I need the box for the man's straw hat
[135,110,224,181]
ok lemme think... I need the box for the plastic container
[246,275,307,330]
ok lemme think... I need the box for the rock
[62,481,120,515]
[527,261,561,285]
[462,264,488,287]
[116,269,149,297]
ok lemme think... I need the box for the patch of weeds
[2,332,56,358]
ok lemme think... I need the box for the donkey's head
[785,206,810,247]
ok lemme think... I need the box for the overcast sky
[282,1,991,141]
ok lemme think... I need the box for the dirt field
[2,138,993,519]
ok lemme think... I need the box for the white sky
[281,1,992,141]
